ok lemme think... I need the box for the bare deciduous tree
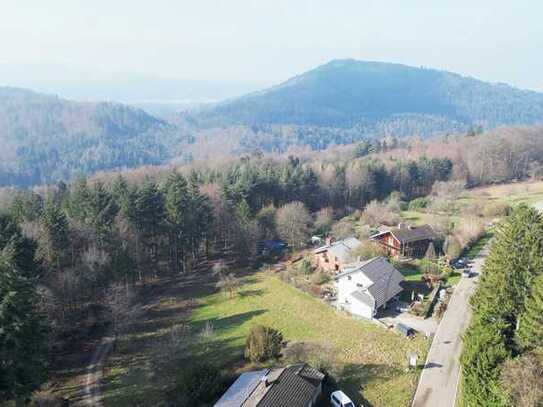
[275,201,312,248]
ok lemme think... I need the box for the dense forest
[2,125,543,404]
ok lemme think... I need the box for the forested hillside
[0,87,181,187]
[3,60,543,188]
[197,59,543,133]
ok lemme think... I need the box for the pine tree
[472,205,543,335]
[460,320,509,406]
[131,179,165,278]
[0,214,39,278]
[517,273,543,350]
[461,205,543,406]
[164,173,190,273]
[86,182,118,246]
[38,201,70,271]
[67,177,91,223]
[0,252,47,404]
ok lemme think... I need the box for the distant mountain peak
[198,60,543,130]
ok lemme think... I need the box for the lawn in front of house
[190,273,429,407]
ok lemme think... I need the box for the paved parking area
[377,303,438,337]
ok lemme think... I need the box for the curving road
[412,245,489,407]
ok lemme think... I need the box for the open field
[190,273,429,407]
[462,179,543,206]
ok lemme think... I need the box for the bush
[482,202,511,218]
[244,325,284,362]
[29,390,67,407]
[408,197,430,210]
[360,200,400,227]
[310,271,330,285]
[310,284,322,297]
[171,363,224,406]
[297,257,313,275]
[351,239,387,261]
[330,220,356,240]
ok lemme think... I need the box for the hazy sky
[1,0,542,92]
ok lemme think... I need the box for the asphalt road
[411,246,489,407]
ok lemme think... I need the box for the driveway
[411,245,489,407]
[378,304,438,337]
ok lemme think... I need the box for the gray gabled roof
[214,369,269,406]
[338,257,405,309]
[313,237,362,263]
[257,364,324,407]
[215,364,324,407]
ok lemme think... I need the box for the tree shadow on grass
[238,289,265,298]
[192,309,268,332]
[101,335,247,406]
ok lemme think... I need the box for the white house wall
[336,271,372,304]
[349,298,374,319]
[337,271,375,319]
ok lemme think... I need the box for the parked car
[331,390,356,407]
[396,322,415,337]
[451,258,467,269]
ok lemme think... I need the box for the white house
[335,256,404,319]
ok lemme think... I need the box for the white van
[331,390,355,407]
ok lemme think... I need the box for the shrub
[310,271,330,285]
[244,325,284,362]
[482,202,511,218]
[310,284,322,297]
[171,363,224,406]
[361,200,400,227]
[351,239,387,261]
[29,390,67,407]
[330,220,356,240]
[297,257,313,275]
[408,197,430,211]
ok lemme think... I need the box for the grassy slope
[462,180,543,207]
[191,273,428,407]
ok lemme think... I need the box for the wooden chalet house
[370,223,436,258]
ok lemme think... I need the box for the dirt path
[81,336,114,406]
[411,244,490,407]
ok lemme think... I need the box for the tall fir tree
[461,320,509,406]
[472,205,543,337]
[0,252,47,405]
[86,181,119,246]
[516,273,543,350]
[0,214,39,278]
[164,172,190,273]
[461,205,543,406]
[38,200,70,271]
